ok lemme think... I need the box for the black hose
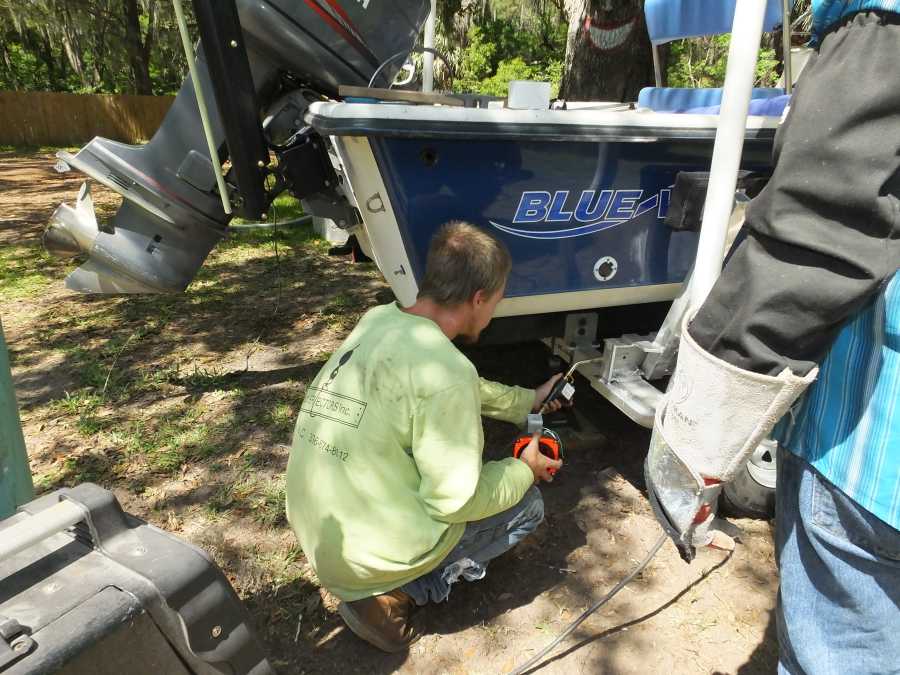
[506,531,669,675]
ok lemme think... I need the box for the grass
[179,364,234,391]
[268,402,297,435]
[270,192,307,221]
[0,243,60,299]
[227,194,330,259]
[222,220,328,255]
[54,389,103,416]
[230,193,308,226]
[0,144,80,154]
[204,473,287,527]
[320,292,362,331]
[25,221,325,486]
[35,452,114,488]
[75,406,211,475]
[26,267,318,496]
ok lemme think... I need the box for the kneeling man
[286,221,561,652]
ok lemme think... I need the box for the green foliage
[2,0,790,105]
[0,0,193,95]
[445,15,567,97]
[666,35,729,88]
[1,43,45,90]
[754,47,780,88]
[667,35,783,89]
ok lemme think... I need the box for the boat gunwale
[307,101,780,142]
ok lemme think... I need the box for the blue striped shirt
[811,0,900,43]
[776,271,900,529]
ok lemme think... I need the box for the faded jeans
[400,486,544,606]
[776,447,900,675]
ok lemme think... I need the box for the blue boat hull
[369,136,773,302]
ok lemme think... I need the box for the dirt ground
[1,151,779,674]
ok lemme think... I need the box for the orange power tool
[512,357,604,476]
[512,428,563,475]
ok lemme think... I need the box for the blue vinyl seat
[637,87,786,112]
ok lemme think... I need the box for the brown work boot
[338,589,422,652]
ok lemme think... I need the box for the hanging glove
[644,316,817,562]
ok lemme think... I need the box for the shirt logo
[490,188,671,240]
[323,344,358,389]
[301,388,367,428]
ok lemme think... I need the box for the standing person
[644,4,900,673]
[286,221,563,652]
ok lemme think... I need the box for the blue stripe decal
[490,218,628,240]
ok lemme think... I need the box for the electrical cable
[228,215,311,230]
[269,197,283,322]
[505,531,668,675]
[367,47,453,89]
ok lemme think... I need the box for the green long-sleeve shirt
[285,303,535,601]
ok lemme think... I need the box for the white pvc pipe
[689,0,767,310]
[782,0,793,93]
[652,44,663,87]
[172,0,232,215]
[0,500,85,562]
[422,0,436,92]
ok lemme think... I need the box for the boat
[308,95,780,323]
[44,0,787,305]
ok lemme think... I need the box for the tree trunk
[89,3,113,90]
[60,2,89,89]
[61,33,88,89]
[1,42,20,89]
[122,0,153,94]
[560,0,658,102]
[31,28,59,87]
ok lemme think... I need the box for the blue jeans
[400,486,544,606]
[776,447,900,675]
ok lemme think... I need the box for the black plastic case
[0,484,274,674]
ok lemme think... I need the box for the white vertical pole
[172,0,232,215]
[652,44,663,87]
[782,0,793,93]
[689,0,767,310]
[423,0,436,92]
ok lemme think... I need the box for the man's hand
[518,431,562,483]
[533,373,568,413]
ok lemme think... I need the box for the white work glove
[644,316,817,562]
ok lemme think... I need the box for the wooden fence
[0,91,175,147]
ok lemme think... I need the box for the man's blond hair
[417,221,512,305]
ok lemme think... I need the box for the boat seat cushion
[681,94,791,117]
[638,87,790,115]
[638,86,785,113]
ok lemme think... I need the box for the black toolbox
[0,483,274,674]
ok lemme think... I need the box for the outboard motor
[43,0,430,293]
